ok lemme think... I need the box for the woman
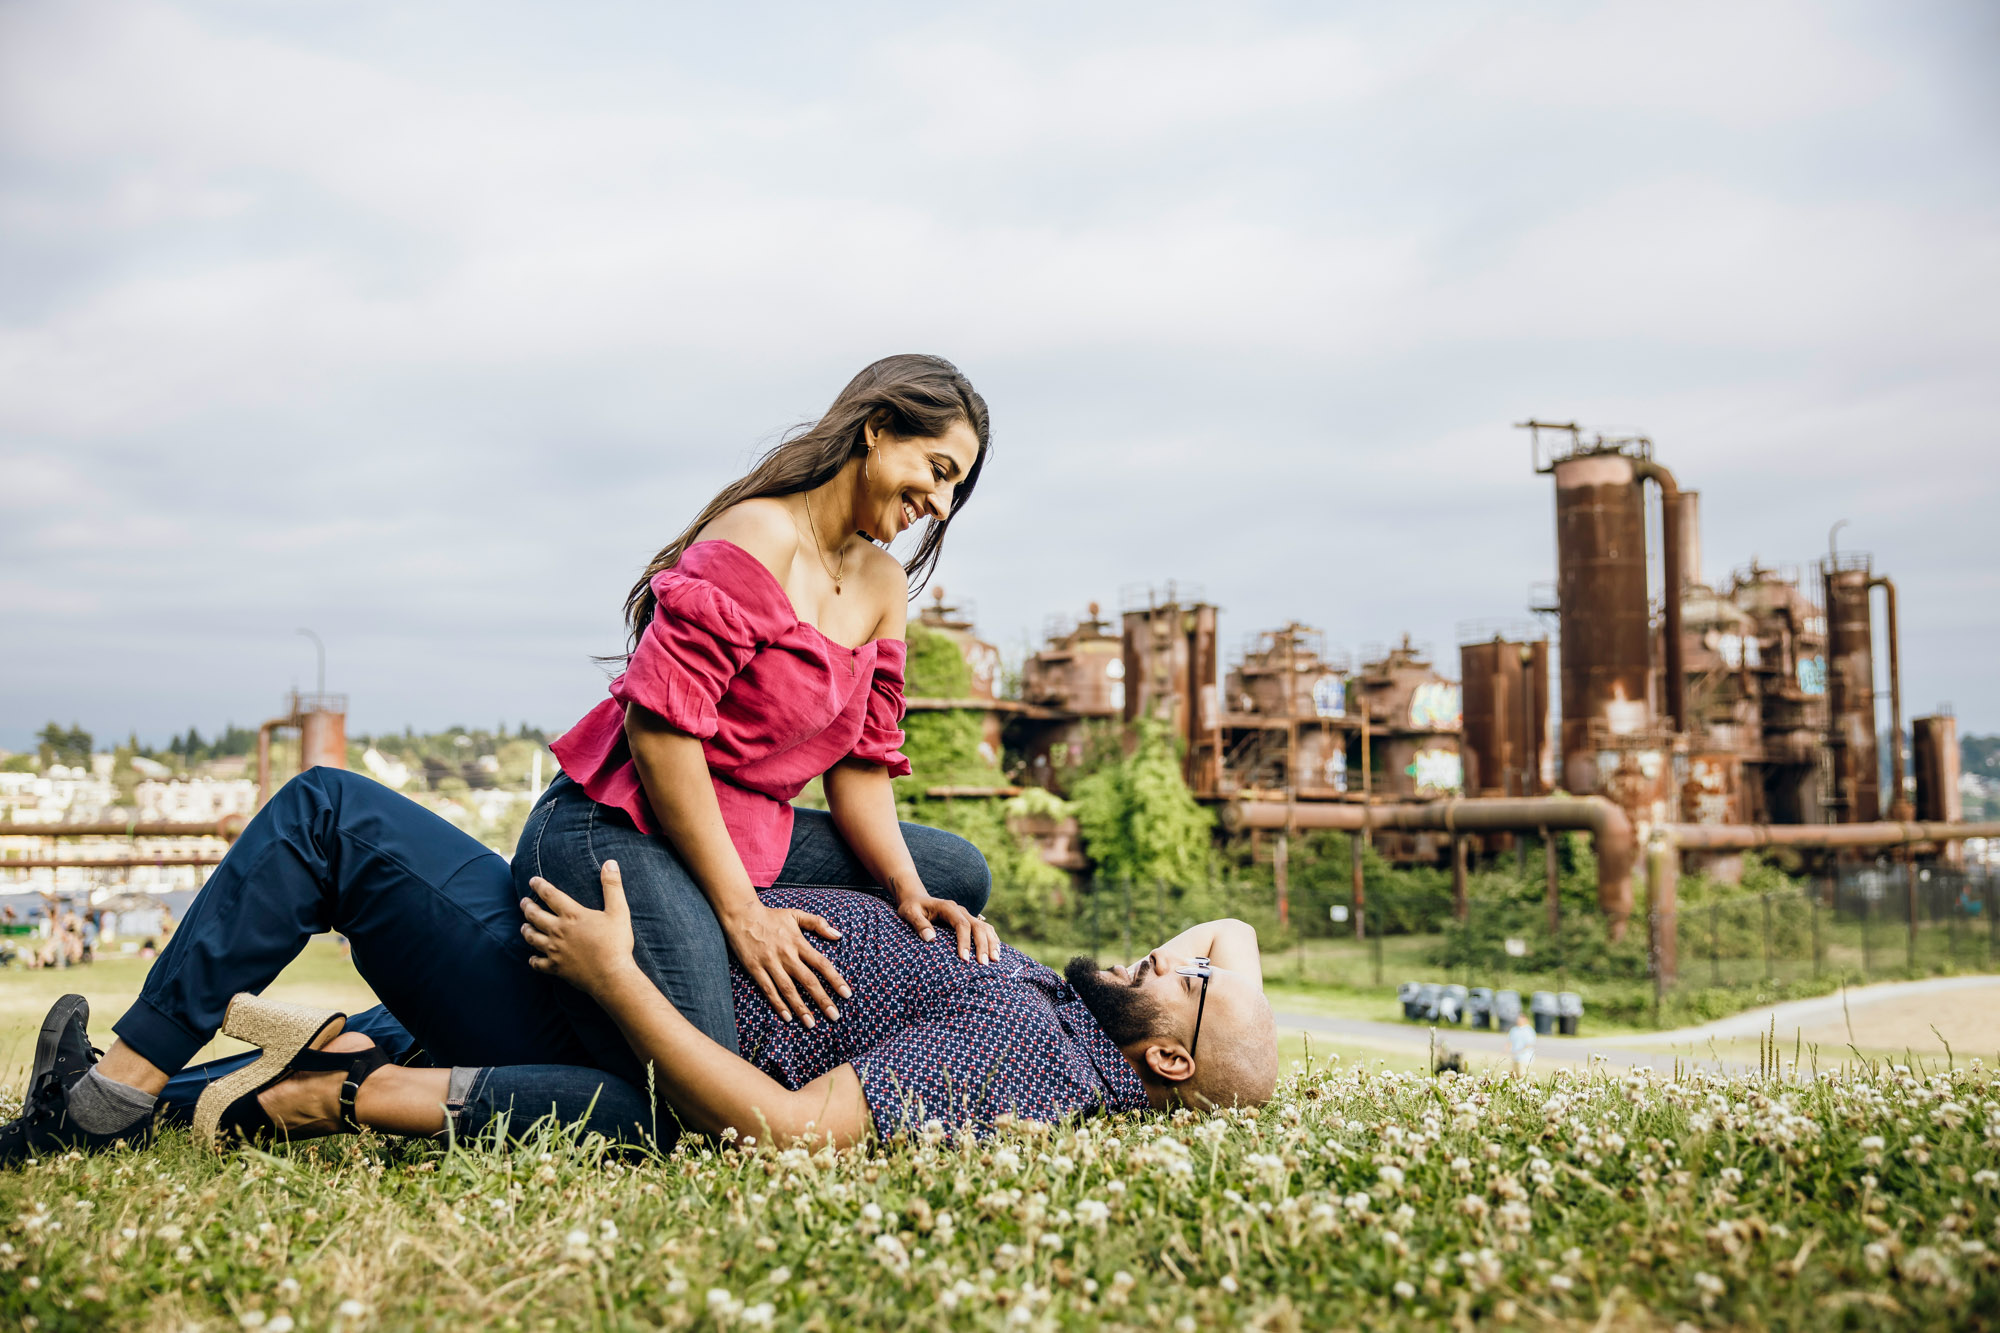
[2,355,1016,1160]
[517,353,1002,1084]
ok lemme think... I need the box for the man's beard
[1064,956,1166,1047]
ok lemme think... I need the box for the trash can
[1398,981,1423,1021]
[1557,992,1583,1036]
[1441,984,1468,1025]
[1494,989,1522,1027]
[1530,990,1557,1036]
[1417,983,1444,1022]
[1468,987,1494,1029]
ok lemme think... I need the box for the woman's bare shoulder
[854,544,909,640]
[696,499,800,585]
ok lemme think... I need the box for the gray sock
[65,1068,158,1135]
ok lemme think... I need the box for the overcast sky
[3,0,1996,752]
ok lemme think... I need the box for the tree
[1071,719,1214,887]
[36,722,92,768]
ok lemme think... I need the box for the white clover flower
[1076,1199,1110,1225]
[267,1318,295,1333]
[563,1228,593,1262]
[1392,1280,1416,1300]
[1718,1167,1743,1188]
[740,1303,775,1328]
[1459,1195,1490,1220]
[276,1278,301,1301]
[239,1314,265,1330]
[861,1202,883,1224]
[708,1288,738,1311]
[665,1278,688,1295]
[1038,1233,1064,1251]
[1378,1165,1405,1191]
[334,1299,367,1322]
[1112,1270,1136,1289]
[1549,1273,1573,1293]
[1219,1275,1239,1294]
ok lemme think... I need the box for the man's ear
[1142,1041,1195,1086]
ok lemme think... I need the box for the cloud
[0,0,1995,747]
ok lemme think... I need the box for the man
[4,769,1276,1159]
[1509,1009,1536,1080]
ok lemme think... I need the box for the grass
[6,943,2000,1327]
[5,1049,1997,1329]
[0,939,377,1091]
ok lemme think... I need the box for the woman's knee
[906,825,992,915]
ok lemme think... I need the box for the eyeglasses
[1174,957,1214,1059]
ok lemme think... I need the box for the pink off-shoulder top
[551,540,912,886]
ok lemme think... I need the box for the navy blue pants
[519,774,991,1074]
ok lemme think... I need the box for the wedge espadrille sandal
[192,994,348,1150]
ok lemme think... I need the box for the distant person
[1510,1009,1536,1079]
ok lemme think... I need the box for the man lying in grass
[4,771,1276,1161]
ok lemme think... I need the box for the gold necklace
[801,492,849,595]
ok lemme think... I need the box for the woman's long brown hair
[620,354,990,654]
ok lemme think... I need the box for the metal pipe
[0,818,247,841]
[1227,796,1638,927]
[1871,576,1910,820]
[1632,459,1687,733]
[1,854,225,869]
[1644,829,1680,987]
[1664,820,2000,851]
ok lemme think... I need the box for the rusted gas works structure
[1458,631,1550,799]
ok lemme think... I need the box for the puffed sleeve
[850,639,914,777]
[610,544,793,739]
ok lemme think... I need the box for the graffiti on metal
[1408,682,1462,730]
[1408,747,1463,793]
[1311,674,1346,718]
[1796,655,1827,696]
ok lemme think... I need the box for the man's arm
[1151,918,1263,988]
[520,862,873,1148]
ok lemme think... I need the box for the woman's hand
[521,861,641,998]
[894,889,1000,964]
[717,900,851,1027]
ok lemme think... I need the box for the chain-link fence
[1005,863,1999,1028]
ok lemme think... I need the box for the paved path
[1274,973,2000,1075]
[1272,1011,1753,1072]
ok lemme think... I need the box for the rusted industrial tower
[1458,630,1550,798]
[1121,586,1222,795]
[1819,544,1908,824]
[1523,422,1685,829]
[256,691,348,806]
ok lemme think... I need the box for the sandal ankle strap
[337,1047,393,1132]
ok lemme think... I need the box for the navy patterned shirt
[728,888,1150,1138]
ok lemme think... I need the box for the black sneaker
[0,994,149,1166]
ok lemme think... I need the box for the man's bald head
[1065,946,1278,1111]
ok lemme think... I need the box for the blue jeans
[516,773,991,1076]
